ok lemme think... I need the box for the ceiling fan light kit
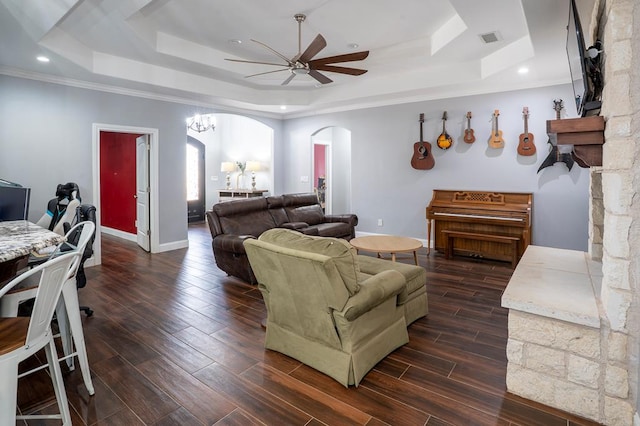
[225,13,369,86]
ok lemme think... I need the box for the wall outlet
[211,175,218,181]
[300,176,309,183]
[377,219,383,227]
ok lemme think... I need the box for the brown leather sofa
[205,193,358,283]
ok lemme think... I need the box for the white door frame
[92,123,160,265]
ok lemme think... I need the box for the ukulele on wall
[517,107,536,156]
[410,113,435,170]
[463,111,475,143]
[488,109,505,149]
[436,111,453,150]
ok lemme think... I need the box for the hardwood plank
[64,372,129,425]
[91,355,179,424]
[360,369,511,426]
[136,357,237,424]
[290,364,431,425]
[214,408,266,426]
[193,362,312,425]
[400,364,570,425]
[154,407,205,426]
[172,326,258,374]
[241,363,372,425]
[133,326,215,374]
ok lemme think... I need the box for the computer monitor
[0,185,31,221]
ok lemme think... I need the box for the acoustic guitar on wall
[410,113,435,170]
[517,106,536,156]
[436,111,453,150]
[463,111,475,143]
[488,109,505,149]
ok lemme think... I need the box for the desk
[0,221,65,283]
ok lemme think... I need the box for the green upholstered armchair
[244,229,409,387]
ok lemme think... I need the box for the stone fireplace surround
[501,0,640,424]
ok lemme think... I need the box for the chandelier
[187,114,215,133]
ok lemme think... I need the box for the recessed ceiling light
[36,56,50,63]
[518,67,529,74]
[228,39,242,44]
[280,105,287,110]
[347,43,359,49]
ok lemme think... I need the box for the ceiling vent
[479,31,502,44]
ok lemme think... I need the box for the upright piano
[426,190,532,264]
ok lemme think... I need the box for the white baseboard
[101,226,187,253]
[157,239,189,253]
[101,226,136,242]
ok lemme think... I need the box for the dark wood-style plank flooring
[15,223,602,425]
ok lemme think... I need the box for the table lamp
[220,162,235,189]
[246,161,261,189]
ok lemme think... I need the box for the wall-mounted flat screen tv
[566,0,601,116]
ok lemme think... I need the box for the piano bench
[441,230,520,268]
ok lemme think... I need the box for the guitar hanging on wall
[517,107,536,156]
[436,111,453,150]
[463,111,475,143]
[488,109,505,148]
[410,113,435,170]
[537,99,574,172]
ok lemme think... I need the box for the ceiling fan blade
[250,39,293,65]
[308,69,333,85]
[296,34,327,63]
[225,58,288,67]
[245,68,290,78]
[308,51,369,66]
[311,64,368,76]
[281,73,296,86]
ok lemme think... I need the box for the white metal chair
[0,221,96,395]
[0,251,79,426]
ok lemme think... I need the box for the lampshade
[221,162,235,172]
[246,161,261,172]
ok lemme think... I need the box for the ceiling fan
[226,13,369,86]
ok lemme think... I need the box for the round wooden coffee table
[350,235,422,265]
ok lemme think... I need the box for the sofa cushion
[306,222,353,239]
[285,204,325,226]
[213,197,276,237]
[259,228,361,295]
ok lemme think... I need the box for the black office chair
[29,202,97,317]
[69,204,96,317]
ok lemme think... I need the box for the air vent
[479,31,502,44]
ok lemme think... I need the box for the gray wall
[0,75,283,246]
[283,84,589,251]
[0,74,589,251]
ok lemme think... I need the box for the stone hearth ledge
[501,245,602,328]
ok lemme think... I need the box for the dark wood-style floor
[15,223,602,425]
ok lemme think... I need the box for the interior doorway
[186,137,206,223]
[92,124,160,264]
[311,127,352,215]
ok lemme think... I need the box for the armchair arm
[213,234,256,252]
[339,270,405,321]
[325,214,358,227]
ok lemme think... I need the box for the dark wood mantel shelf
[547,115,605,167]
